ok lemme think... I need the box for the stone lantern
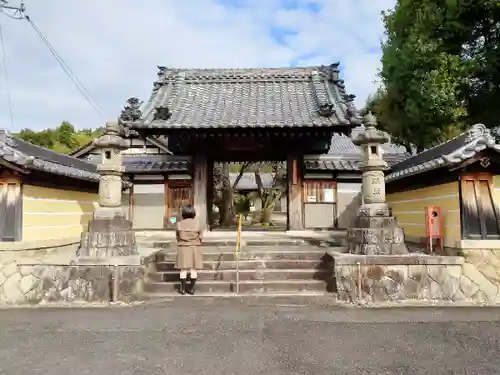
[78,120,137,258]
[346,113,408,255]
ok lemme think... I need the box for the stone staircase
[142,239,342,298]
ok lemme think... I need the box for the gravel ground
[0,297,499,374]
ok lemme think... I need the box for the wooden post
[287,155,303,230]
[193,154,208,231]
[128,184,134,223]
[163,176,169,229]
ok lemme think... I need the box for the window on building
[302,180,337,229]
[460,174,500,239]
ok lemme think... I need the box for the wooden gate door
[0,172,21,241]
[164,180,193,229]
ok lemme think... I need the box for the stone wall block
[482,251,500,267]
[404,278,420,299]
[452,288,468,302]
[462,263,498,301]
[18,266,34,277]
[490,250,500,263]
[2,261,18,279]
[385,266,408,284]
[445,265,462,279]
[366,265,385,281]
[1,272,23,303]
[19,274,40,295]
[426,265,447,284]
[441,275,460,299]
[429,279,445,300]
[408,265,426,282]
[371,280,389,302]
[472,290,487,303]
[117,266,145,301]
[0,271,6,286]
[475,263,500,284]
[459,276,479,298]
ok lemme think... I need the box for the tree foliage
[372,0,500,152]
[13,121,101,154]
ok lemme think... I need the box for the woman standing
[175,204,203,295]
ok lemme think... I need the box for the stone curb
[16,256,143,267]
[345,300,497,308]
[0,301,145,309]
[0,237,80,252]
[332,253,464,266]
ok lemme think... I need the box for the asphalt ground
[0,297,499,375]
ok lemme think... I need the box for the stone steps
[148,269,331,282]
[153,249,337,262]
[144,279,330,294]
[144,239,342,249]
[142,291,332,299]
[143,241,340,299]
[154,259,332,271]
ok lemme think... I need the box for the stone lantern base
[78,207,137,258]
[346,204,408,255]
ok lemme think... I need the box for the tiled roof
[230,172,275,190]
[304,133,408,171]
[123,155,190,173]
[304,159,361,171]
[0,130,99,182]
[386,124,500,182]
[127,64,363,130]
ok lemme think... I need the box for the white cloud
[0,0,394,131]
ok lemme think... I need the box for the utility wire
[0,20,14,129]
[24,15,107,119]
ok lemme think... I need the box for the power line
[0,20,13,129]
[0,1,108,120]
[25,16,107,119]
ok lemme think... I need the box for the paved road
[0,297,499,374]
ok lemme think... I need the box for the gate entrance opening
[209,160,288,231]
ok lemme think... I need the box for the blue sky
[0,0,395,131]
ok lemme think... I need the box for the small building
[229,172,287,213]
[386,123,500,249]
[0,130,99,242]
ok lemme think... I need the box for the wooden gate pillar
[287,154,304,230]
[193,153,208,231]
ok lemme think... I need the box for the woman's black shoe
[179,279,186,295]
[188,278,197,295]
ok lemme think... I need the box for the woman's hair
[180,204,196,219]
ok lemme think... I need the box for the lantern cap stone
[363,111,378,128]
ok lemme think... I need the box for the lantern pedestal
[78,121,137,258]
[346,113,408,256]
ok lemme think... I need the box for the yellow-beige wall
[387,182,461,248]
[22,185,98,241]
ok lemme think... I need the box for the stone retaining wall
[0,238,147,305]
[333,254,500,304]
[0,259,145,305]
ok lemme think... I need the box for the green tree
[14,121,100,154]
[374,0,500,152]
